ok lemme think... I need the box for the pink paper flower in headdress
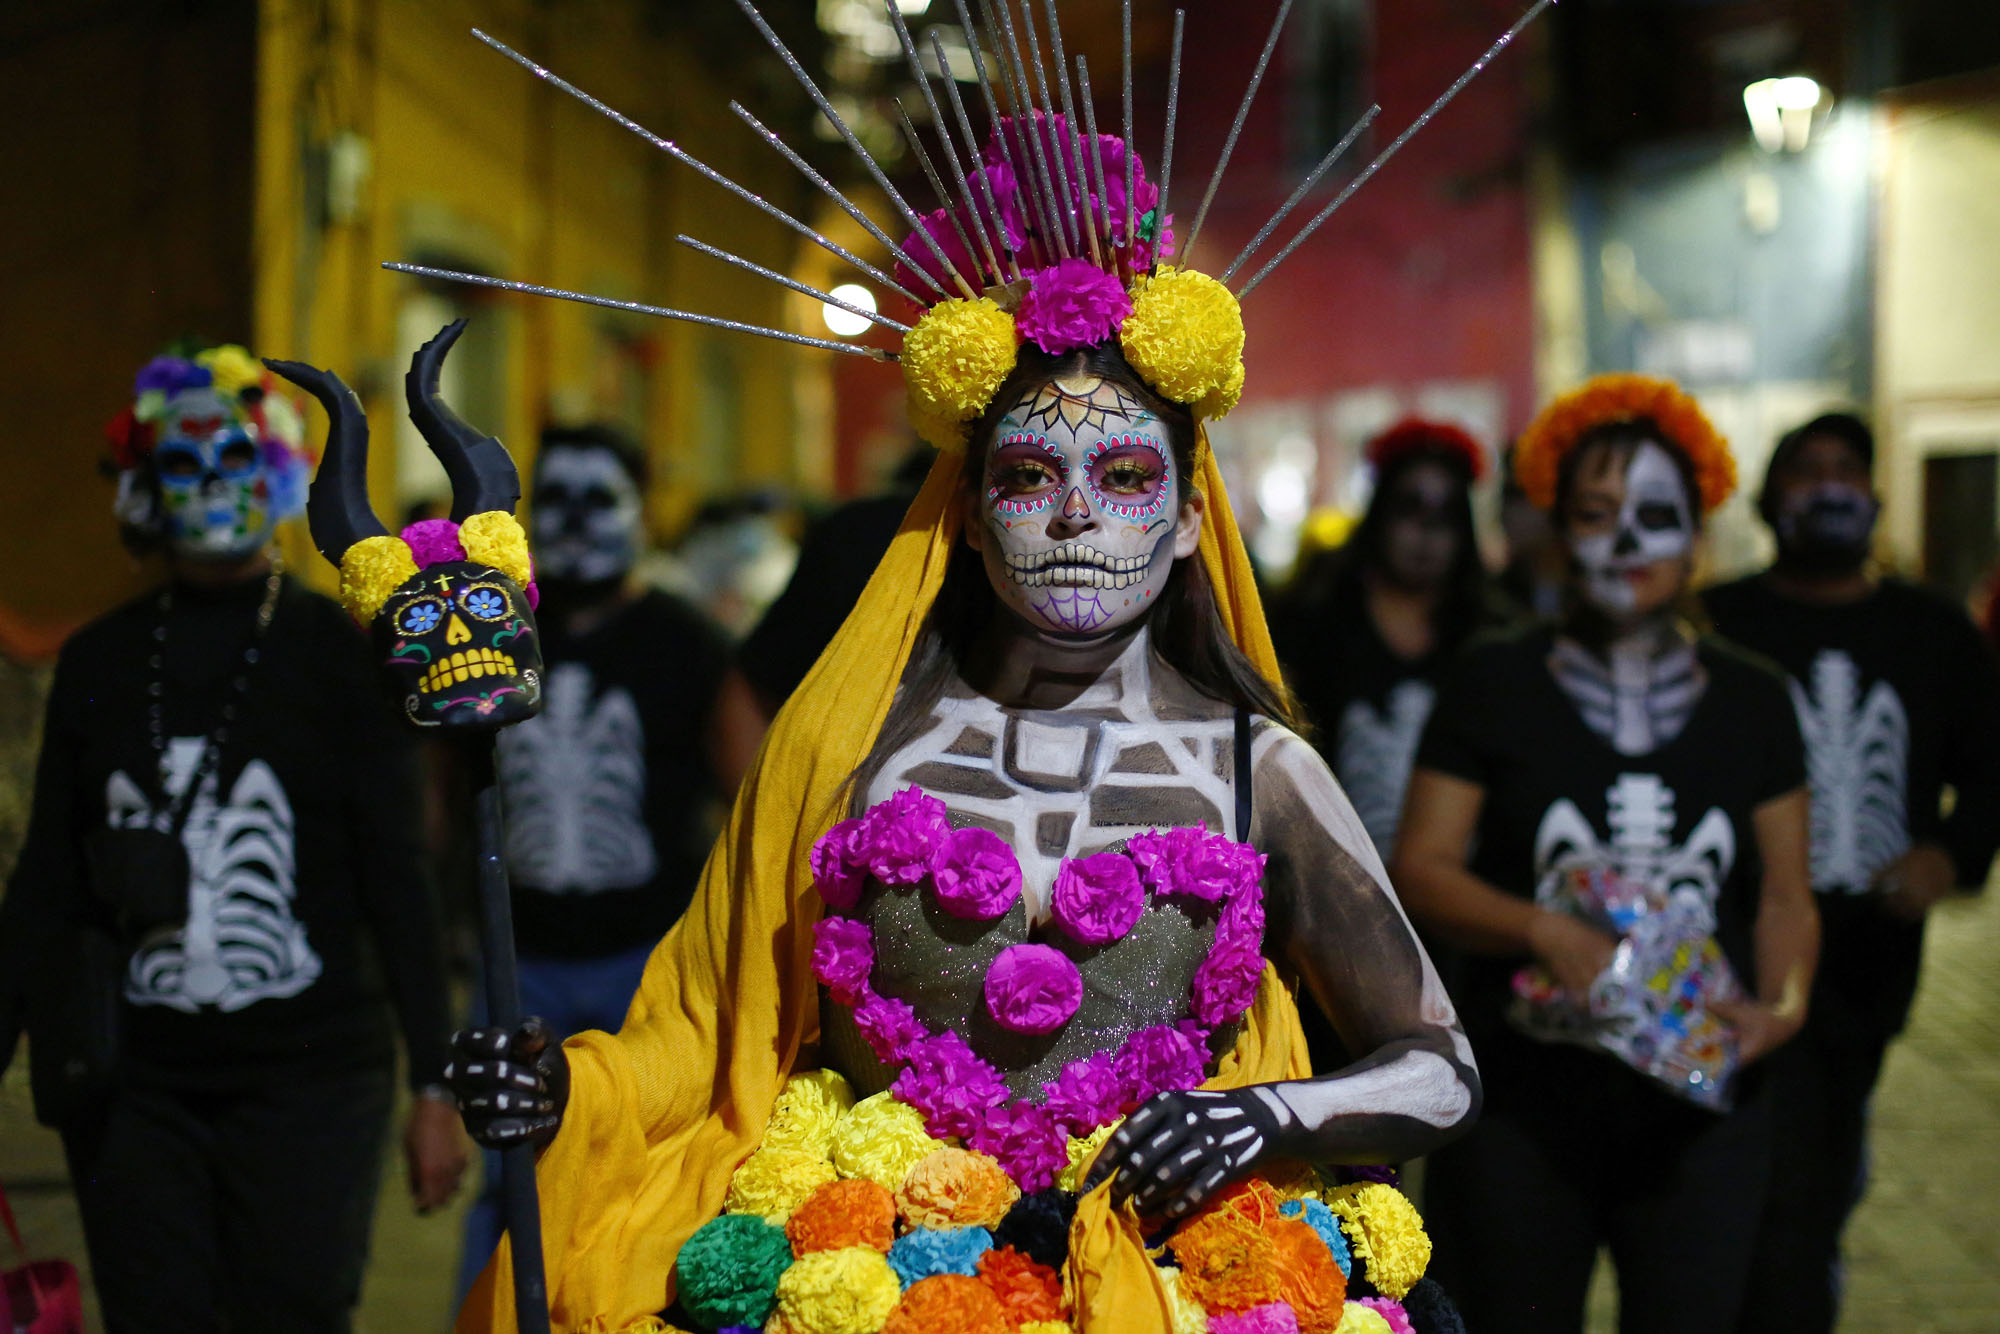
[895,164,1028,297]
[1017,259,1133,355]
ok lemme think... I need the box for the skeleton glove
[1082,1086,1290,1219]
[444,1016,570,1149]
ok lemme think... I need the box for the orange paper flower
[896,1147,1022,1230]
[881,1274,1012,1334]
[1269,1216,1348,1333]
[786,1178,898,1256]
[977,1245,1068,1326]
[1514,373,1736,514]
[1168,1207,1281,1313]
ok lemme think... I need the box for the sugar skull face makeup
[1565,439,1695,619]
[530,444,643,583]
[968,375,1200,637]
[153,386,275,560]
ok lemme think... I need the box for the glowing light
[894,0,932,12]
[822,283,878,337]
[1744,77,1826,153]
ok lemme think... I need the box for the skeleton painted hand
[1082,1087,1289,1219]
[444,1016,570,1149]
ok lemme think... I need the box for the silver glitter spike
[1218,103,1378,284]
[1077,56,1112,246]
[1041,0,1104,266]
[674,235,910,334]
[382,263,897,361]
[1239,0,1556,298]
[955,0,1051,267]
[1154,10,1184,268]
[988,1,1070,261]
[932,28,1023,281]
[1014,0,1080,255]
[886,3,1004,284]
[728,101,948,303]
[894,99,990,286]
[1121,0,1136,252]
[726,0,977,299]
[468,29,926,308]
[1184,0,1296,261]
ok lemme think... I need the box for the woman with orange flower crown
[1394,374,1821,1333]
[395,2,1563,1331]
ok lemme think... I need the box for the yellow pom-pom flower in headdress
[1514,373,1736,514]
[902,297,1022,452]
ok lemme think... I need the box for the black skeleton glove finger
[1082,1088,1288,1219]
[443,1016,571,1150]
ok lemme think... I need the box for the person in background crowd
[1496,441,1566,622]
[0,346,461,1332]
[454,423,738,1298]
[1396,375,1819,1333]
[1703,411,2000,1333]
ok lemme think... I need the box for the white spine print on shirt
[1332,679,1436,853]
[497,661,656,892]
[1789,649,1909,894]
[110,738,322,1012]
[1534,772,1736,929]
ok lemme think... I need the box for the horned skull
[267,320,544,732]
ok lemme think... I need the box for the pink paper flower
[1210,1304,1301,1334]
[1113,1023,1209,1104]
[894,164,1027,296]
[1191,934,1265,1028]
[1050,852,1145,945]
[1219,885,1267,946]
[1127,825,1203,893]
[983,944,1084,1036]
[1174,833,1260,903]
[810,915,875,1004]
[932,827,1023,920]
[1017,260,1134,356]
[1358,1299,1416,1334]
[401,518,466,568]
[1042,1051,1130,1134]
[862,786,948,884]
[810,817,870,909]
[894,1030,1010,1139]
[968,1101,1069,1194]
[852,989,926,1063]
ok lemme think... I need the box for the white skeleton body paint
[1571,440,1692,616]
[1548,631,1705,756]
[846,618,1479,1216]
[531,445,644,583]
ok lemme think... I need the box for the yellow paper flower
[1057,1124,1115,1194]
[1019,1323,1076,1334]
[1333,1303,1393,1334]
[763,1069,856,1159]
[832,1091,950,1191]
[771,1246,903,1334]
[902,297,1020,451]
[1119,268,1246,420]
[1323,1184,1431,1300]
[196,344,266,400]
[458,510,534,589]
[339,535,419,623]
[896,1146,1020,1229]
[1158,1265,1210,1334]
[723,1147,838,1224]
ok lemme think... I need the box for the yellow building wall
[254,0,831,589]
[1874,80,2000,573]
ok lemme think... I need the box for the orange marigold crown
[1514,373,1736,513]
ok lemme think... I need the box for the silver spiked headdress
[389,0,1555,449]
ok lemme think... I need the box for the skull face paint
[1567,440,1694,619]
[379,561,543,728]
[530,445,643,583]
[153,387,276,560]
[970,375,1193,636]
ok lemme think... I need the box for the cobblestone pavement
[6,881,1998,1331]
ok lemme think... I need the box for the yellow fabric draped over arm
[459,432,1299,1334]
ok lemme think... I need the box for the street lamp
[822,283,879,337]
[1744,76,1826,153]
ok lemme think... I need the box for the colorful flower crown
[1514,373,1736,514]
[1365,418,1487,482]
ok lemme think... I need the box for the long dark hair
[851,342,1297,808]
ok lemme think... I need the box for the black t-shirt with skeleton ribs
[1415,624,1805,1071]
[1,576,449,1092]
[1704,575,2000,1035]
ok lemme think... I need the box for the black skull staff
[268,323,553,1334]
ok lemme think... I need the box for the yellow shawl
[459,436,1310,1333]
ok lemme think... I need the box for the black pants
[60,1069,392,1334]
[1731,1018,1889,1333]
[1424,1043,1774,1334]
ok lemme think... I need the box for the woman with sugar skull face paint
[1393,375,1820,1333]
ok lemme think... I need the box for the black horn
[263,357,390,565]
[406,319,520,522]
